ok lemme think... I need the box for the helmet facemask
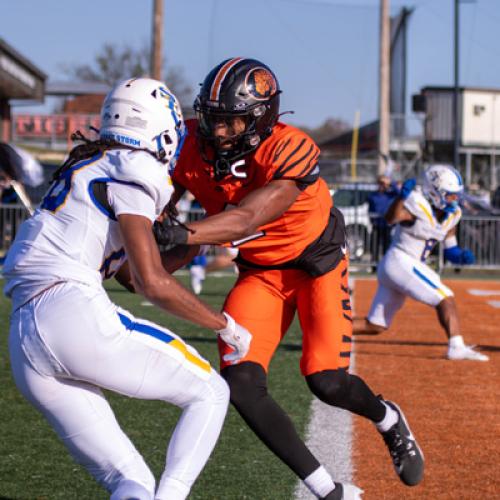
[422,164,464,213]
[193,58,280,179]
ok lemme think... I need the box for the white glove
[216,312,252,364]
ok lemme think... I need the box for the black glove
[153,221,189,246]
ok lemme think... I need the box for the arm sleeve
[107,182,157,222]
[271,132,321,185]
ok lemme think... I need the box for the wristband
[444,235,458,249]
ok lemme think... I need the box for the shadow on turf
[108,287,228,298]
[181,335,498,357]
[182,335,304,351]
[354,337,499,352]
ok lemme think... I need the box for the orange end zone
[351,278,500,499]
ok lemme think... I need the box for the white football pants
[368,247,453,328]
[8,281,229,500]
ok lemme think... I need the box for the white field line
[294,278,357,499]
[467,289,500,296]
[487,300,500,308]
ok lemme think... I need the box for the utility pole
[378,0,390,175]
[151,0,163,80]
[453,0,461,169]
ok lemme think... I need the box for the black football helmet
[194,57,281,178]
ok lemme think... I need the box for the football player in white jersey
[3,78,252,500]
[354,164,489,362]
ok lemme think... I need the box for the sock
[303,466,336,498]
[449,335,465,348]
[375,400,399,433]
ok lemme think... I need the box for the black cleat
[380,400,424,486]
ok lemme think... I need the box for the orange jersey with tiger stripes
[173,119,332,266]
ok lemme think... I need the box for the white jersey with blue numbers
[367,186,459,328]
[3,149,173,308]
[390,186,462,262]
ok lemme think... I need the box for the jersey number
[41,154,102,213]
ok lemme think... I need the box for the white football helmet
[422,164,463,211]
[100,78,186,169]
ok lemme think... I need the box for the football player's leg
[387,257,483,358]
[356,282,406,334]
[354,251,407,334]
[298,259,424,486]
[9,316,155,498]
[23,283,229,500]
[298,258,387,420]
[220,270,326,487]
[395,261,461,340]
[381,250,452,308]
[79,312,229,500]
[436,296,459,339]
[111,314,230,500]
[434,290,489,360]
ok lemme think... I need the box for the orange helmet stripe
[210,57,243,101]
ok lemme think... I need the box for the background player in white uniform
[354,164,488,362]
[3,78,252,500]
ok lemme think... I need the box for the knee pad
[306,369,349,406]
[222,362,267,410]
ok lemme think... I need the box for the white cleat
[327,482,364,499]
[342,483,364,499]
[447,344,489,362]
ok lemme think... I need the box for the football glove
[400,178,416,200]
[153,220,189,246]
[444,246,475,265]
[216,312,252,364]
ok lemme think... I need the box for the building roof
[0,37,46,100]
[421,85,500,94]
[0,38,46,80]
[46,81,111,96]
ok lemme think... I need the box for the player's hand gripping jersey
[3,150,173,307]
[174,120,345,273]
[390,186,462,262]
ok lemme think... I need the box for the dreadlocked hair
[51,130,156,181]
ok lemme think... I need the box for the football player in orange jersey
[155,58,424,498]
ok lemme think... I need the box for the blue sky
[2,0,500,128]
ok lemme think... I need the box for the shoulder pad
[403,187,432,218]
[108,150,171,204]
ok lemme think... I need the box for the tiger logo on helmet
[245,68,278,100]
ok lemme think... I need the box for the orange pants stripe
[219,257,352,375]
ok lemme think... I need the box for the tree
[62,42,194,112]
[296,117,350,145]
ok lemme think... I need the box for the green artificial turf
[0,275,313,499]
